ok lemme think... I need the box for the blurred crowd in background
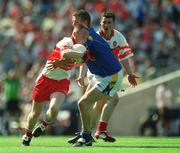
[0,0,179,135]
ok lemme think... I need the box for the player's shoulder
[113,29,127,41]
[113,29,124,37]
[56,37,73,48]
[60,37,73,44]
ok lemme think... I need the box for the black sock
[82,131,92,141]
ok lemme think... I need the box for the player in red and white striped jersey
[93,12,136,141]
[22,25,89,146]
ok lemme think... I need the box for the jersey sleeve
[114,32,134,61]
[56,37,73,51]
[48,37,73,61]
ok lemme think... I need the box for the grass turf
[0,136,180,153]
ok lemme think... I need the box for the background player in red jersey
[22,25,89,146]
[94,11,137,141]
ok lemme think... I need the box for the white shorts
[87,70,123,97]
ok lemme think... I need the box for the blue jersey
[86,27,121,77]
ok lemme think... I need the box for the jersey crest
[113,41,117,47]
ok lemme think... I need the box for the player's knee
[111,96,119,106]
[78,94,96,109]
[48,107,59,117]
[113,94,119,102]
[112,101,118,107]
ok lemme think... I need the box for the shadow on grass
[95,145,180,148]
[30,144,180,149]
[30,145,68,148]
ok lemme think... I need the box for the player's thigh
[80,85,108,104]
[107,93,120,108]
[93,98,107,112]
[49,92,66,110]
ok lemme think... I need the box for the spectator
[156,82,172,135]
[0,69,21,134]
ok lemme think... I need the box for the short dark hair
[72,9,91,27]
[101,11,115,22]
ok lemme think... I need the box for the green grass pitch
[0,136,180,153]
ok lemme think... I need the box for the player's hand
[76,77,86,88]
[46,59,75,71]
[58,59,75,70]
[46,60,57,71]
[128,74,139,87]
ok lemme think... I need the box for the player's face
[72,16,80,27]
[75,28,89,44]
[100,17,114,32]
[72,15,88,28]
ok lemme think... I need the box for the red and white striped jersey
[97,29,133,61]
[41,37,74,81]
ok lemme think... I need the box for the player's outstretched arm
[121,59,139,87]
[46,59,75,71]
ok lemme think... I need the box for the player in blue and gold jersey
[71,10,138,147]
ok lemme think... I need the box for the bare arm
[121,59,138,87]
[76,64,88,87]
[121,59,133,75]
[61,49,85,59]
[46,59,75,71]
[46,49,85,71]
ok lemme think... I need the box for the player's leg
[67,83,101,144]
[86,71,106,130]
[99,93,119,122]
[67,99,105,144]
[95,93,119,142]
[91,99,106,129]
[32,92,65,137]
[94,70,123,142]
[32,78,70,137]
[22,101,43,146]
[74,85,108,147]
[67,84,92,144]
